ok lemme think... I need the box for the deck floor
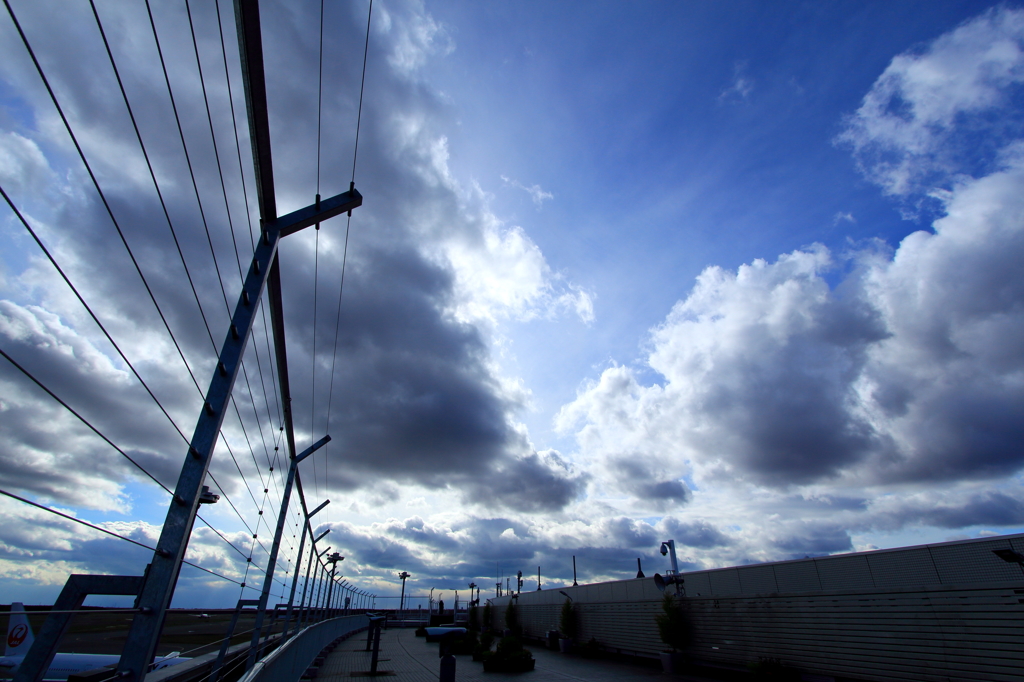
[316,627,714,681]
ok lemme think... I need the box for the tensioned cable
[324,0,374,503]
[0,346,257,567]
[183,0,282,486]
[7,0,311,597]
[351,0,373,185]
[0,489,245,588]
[6,12,274,555]
[0,186,191,446]
[87,2,276,538]
[0,346,175,495]
[185,0,244,281]
[88,0,207,398]
[0,198,265,570]
[5,6,249,477]
[309,0,327,508]
[141,1,288,534]
[143,0,280,481]
[214,0,284,434]
[317,0,326,196]
[3,2,203,446]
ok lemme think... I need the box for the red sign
[8,624,28,648]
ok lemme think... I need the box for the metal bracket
[209,599,260,682]
[14,575,143,682]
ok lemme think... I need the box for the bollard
[370,623,382,675]
[439,654,456,682]
[438,630,458,682]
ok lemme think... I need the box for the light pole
[325,553,344,619]
[468,582,477,607]
[398,571,411,614]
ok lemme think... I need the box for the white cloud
[558,141,1024,549]
[556,9,1024,548]
[838,7,1024,196]
[500,174,554,208]
[376,0,454,79]
[0,132,54,199]
[719,61,753,102]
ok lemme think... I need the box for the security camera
[660,544,668,556]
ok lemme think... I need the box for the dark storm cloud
[872,491,1024,530]
[0,0,580,533]
[461,450,587,512]
[661,518,730,549]
[607,457,691,506]
[772,522,852,558]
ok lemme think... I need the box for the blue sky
[2,0,1024,608]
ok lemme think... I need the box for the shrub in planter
[655,592,693,674]
[448,630,479,655]
[479,636,536,673]
[473,631,495,662]
[504,601,521,637]
[559,598,577,643]
[482,603,492,631]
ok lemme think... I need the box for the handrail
[237,615,367,682]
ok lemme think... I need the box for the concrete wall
[487,533,1024,681]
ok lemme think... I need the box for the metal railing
[236,615,367,682]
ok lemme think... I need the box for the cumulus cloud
[560,9,1024,530]
[838,7,1024,197]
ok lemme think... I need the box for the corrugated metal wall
[487,533,1024,681]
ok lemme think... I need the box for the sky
[1,0,1024,609]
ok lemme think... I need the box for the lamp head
[660,543,668,556]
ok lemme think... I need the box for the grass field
[1,607,283,658]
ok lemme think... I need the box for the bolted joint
[253,258,261,275]
[230,324,240,340]
[157,548,171,558]
[174,494,187,506]
[242,289,250,306]
[189,446,202,459]
[204,401,215,416]
[218,361,227,376]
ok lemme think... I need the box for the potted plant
[473,630,495,661]
[558,598,577,653]
[479,635,536,673]
[655,592,692,674]
[482,602,492,632]
[503,600,520,637]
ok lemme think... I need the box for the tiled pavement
[316,627,716,681]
